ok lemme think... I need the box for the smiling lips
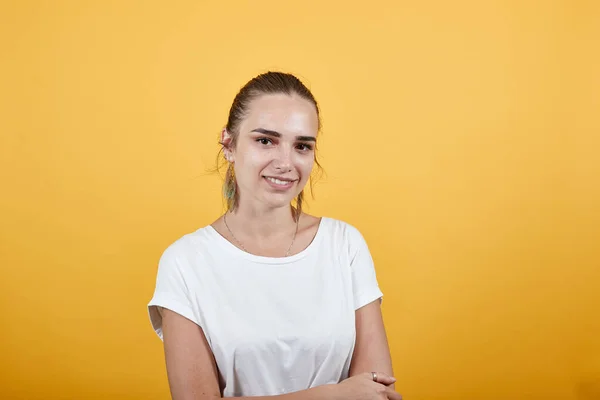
[263,176,297,189]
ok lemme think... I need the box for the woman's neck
[226,202,297,241]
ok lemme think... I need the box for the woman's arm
[348,299,395,390]
[161,309,339,400]
[162,308,221,400]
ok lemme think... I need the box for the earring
[224,164,236,200]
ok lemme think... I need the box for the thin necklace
[223,212,300,257]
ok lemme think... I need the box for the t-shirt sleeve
[147,243,203,341]
[347,225,384,310]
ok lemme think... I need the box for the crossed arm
[160,299,394,399]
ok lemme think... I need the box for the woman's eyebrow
[251,128,316,142]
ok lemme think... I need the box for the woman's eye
[257,138,272,145]
[297,143,313,151]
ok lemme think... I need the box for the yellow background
[1,1,598,399]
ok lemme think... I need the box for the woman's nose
[273,148,292,171]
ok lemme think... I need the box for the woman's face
[225,93,319,211]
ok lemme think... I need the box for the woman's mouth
[263,176,297,189]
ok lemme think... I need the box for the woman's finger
[385,386,403,400]
[370,371,397,386]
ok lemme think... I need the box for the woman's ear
[221,128,234,162]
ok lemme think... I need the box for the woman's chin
[263,193,299,208]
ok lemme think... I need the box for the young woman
[148,71,401,400]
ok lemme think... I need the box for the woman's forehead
[242,94,319,135]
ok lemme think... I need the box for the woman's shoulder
[158,224,219,262]
[313,216,372,262]
[318,215,367,243]
[319,215,360,231]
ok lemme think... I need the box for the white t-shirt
[147,217,383,397]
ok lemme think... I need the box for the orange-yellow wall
[1,1,598,399]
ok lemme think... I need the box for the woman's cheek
[299,157,315,179]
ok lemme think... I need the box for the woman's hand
[335,372,402,400]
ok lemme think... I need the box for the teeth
[267,177,292,185]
